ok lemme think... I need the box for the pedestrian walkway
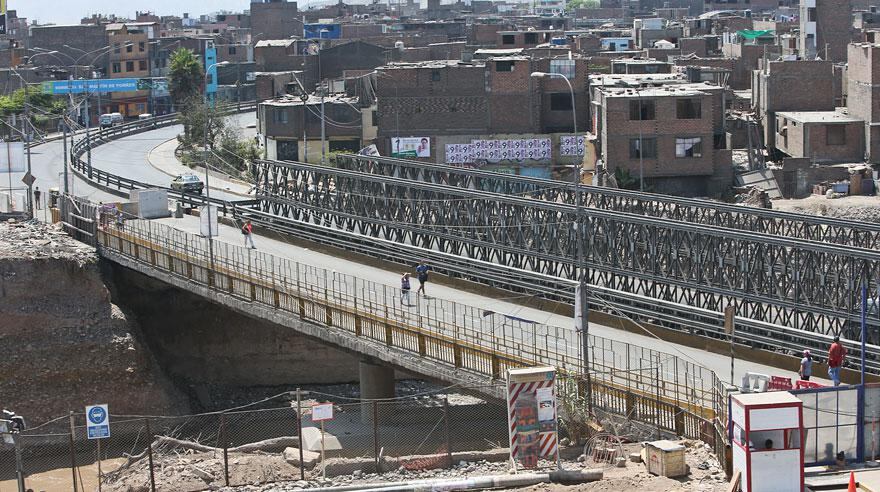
[148,138,253,197]
[154,213,828,387]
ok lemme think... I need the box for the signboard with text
[391,137,430,158]
[41,78,168,95]
[311,403,334,422]
[86,404,110,439]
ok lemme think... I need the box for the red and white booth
[730,391,804,492]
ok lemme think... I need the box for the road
[10,113,257,208]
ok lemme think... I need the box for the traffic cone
[849,471,857,492]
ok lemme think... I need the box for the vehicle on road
[170,174,205,195]
[99,112,124,128]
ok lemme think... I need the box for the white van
[99,113,124,128]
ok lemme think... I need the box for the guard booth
[730,391,804,492]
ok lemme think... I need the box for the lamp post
[531,71,590,406]
[319,28,329,165]
[203,60,230,232]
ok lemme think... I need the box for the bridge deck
[155,214,823,388]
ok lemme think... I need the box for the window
[126,61,135,72]
[372,110,378,125]
[229,46,237,55]
[126,43,133,53]
[113,43,121,54]
[431,70,441,81]
[549,59,575,79]
[112,62,121,74]
[675,137,703,158]
[502,34,516,45]
[808,7,816,21]
[495,60,514,72]
[273,108,288,124]
[550,93,573,111]
[136,103,146,112]
[277,140,298,160]
[629,137,657,158]
[827,125,846,145]
[629,99,655,120]
[524,32,538,44]
[139,60,147,71]
[676,99,701,119]
[139,41,145,52]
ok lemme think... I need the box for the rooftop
[261,94,360,106]
[776,111,863,124]
[255,39,296,48]
[603,83,721,98]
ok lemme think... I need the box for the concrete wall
[109,263,363,391]
[775,119,864,162]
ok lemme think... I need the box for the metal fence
[0,393,510,492]
[58,195,729,460]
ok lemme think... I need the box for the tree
[176,98,224,150]
[168,48,203,112]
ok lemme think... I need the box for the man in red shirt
[828,336,847,386]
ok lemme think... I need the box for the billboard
[42,78,169,95]
[391,137,430,158]
[0,0,6,35]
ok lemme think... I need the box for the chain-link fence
[2,393,510,492]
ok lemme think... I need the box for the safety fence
[58,196,728,461]
[0,393,511,492]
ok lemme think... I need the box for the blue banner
[42,78,144,95]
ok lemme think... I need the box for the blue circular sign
[88,406,106,425]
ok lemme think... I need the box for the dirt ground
[772,194,880,223]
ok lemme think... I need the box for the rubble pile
[0,219,94,262]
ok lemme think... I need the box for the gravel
[0,218,94,262]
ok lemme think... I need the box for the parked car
[170,174,204,194]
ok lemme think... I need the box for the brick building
[250,0,301,40]
[374,56,591,176]
[28,24,108,64]
[774,111,865,162]
[752,60,836,154]
[800,0,854,62]
[591,81,730,196]
[847,42,880,162]
[496,30,564,49]
[257,94,371,162]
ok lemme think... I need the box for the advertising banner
[42,78,140,95]
[0,141,25,173]
[391,137,430,158]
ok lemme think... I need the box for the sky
[15,1,257,25]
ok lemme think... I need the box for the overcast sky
[16,1,260,25]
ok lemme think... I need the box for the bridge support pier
[360,360,394,423]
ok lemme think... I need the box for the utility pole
[23,81,33,216]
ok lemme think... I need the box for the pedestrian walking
[828,336,847,386]
[416,261,430,296]
[799,349,812,381]
[242,220,256,249]
[33,187,41,210]
[400,272,412,305]
[115,209,125,230]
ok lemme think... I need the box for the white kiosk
[730,391,804,492]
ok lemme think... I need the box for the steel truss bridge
[252,154,880,369]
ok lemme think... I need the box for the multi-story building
[590,79,730,196]
[106,22,158,117]
[847,42,880,163]
[752,60,836,155]
[799,0,853,62]
[250,0,301,40]
[374,56,591,178]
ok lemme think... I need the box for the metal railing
[60,196,728,454]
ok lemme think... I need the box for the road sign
[20,172,34,187]
[311,403,334,422]
[85,404,110,439]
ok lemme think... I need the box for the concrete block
[283,447,321,469]
[301,426,342,452]
[629,452,642,463]
[129,188,170,219]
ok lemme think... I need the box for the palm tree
[168,48,204,112]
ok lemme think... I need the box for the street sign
[20,172,34,187]
[311,403,334,422]
[85,404,110,439]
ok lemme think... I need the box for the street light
[531,70,591,407]
[319,28,329,165]
[203,61,230,236]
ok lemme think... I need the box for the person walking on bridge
[400,273,412,306]
[828,336,847,386]
[242,220,256,249]
[416,261,431,297]
[799,350,813,381]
